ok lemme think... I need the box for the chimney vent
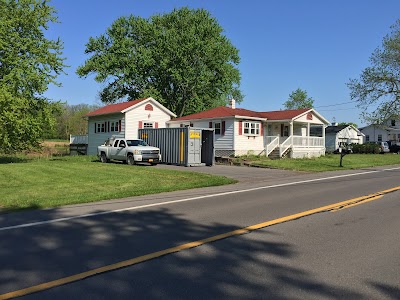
[229,99,236,109]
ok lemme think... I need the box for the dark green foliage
[350,143,380,154]
[77,7,242,117]
[0,0,65,153]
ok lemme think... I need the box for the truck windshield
[126,140,149,146]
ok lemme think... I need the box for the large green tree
[283,88,314,110]
[348,20,400,123]
[77,7,242,117]
[0,0,65,153]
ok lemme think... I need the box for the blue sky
[44,0,400,126]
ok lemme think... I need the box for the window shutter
[155,122,158,128]
[238,121,242,135]
[209,122,213,128]
[222,121,226,136]
[139,121,142,129]
[119,120,122,132]
[260,123,264,136]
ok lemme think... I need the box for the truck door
[109,139,120,159]
[115,140,127,160]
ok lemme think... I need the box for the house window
[97,122,105,133]
[110,121,119,132]
[366,135,370,142]
[391,120,396,126]
[378,134,382,142]
[214,122,221,135]
[143,122,153,128]
[243,122,260,135]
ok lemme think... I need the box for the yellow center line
[1,185,399,300]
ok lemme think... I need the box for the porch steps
[268,147,291,159]
[268,148,280,160]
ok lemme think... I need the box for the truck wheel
[127,155,135,165]
[100,153,109,163]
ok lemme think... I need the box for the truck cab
[98,137,161,165]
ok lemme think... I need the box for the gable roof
[170,106,266,121]
[170,106,318,122]
[85,98,147,117]
[325,125,348,134]
[259,108,310,120]
[85,97,176,118]
[326,125,365,136]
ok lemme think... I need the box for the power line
[318,107,359,112]
[315,100,358,108]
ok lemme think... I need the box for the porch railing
[265,136,279,156]
[265,135,324,158]
[292,136,324,147]
[280,136,292,157]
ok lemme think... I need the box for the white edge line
[1,167,400,232]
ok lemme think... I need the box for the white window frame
[110,121,119,132]
[243,121,260,136]
[97,122,105,133]
[214,122,221,135]
[143,122,154,128]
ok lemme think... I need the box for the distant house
[324,124,364,153]
[84,97,176,155]
[360,118,400,144]
[167,100,330,158]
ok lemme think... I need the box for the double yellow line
[1,185,399,299]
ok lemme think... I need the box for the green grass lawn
[243,153,400,172]
[0,155,236,212]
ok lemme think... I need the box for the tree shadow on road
[1,207,366,299]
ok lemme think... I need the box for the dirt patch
[24,141,70,158]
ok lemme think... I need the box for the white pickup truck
[98,137,161,165]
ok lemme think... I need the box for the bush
[350,143,380,154]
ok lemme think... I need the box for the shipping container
[138,127,214,166]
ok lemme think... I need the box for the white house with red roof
[167,100,330,158]
[85,97,176,155]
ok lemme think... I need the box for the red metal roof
[171,106,265,121]
[85,98,148,117]
[259,108,310,120]
[171,106,311,121]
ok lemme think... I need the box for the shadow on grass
[0,156,29,164]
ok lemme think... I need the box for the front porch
[265,135,325,159]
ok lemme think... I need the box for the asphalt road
[1,165,399,299]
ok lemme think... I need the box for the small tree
[338,122,358,128]
[283,88,314,110]
[348,19,400,123]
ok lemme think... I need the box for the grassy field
[237,153,400,172]
[1,151,399,212]
[0,155,236,212]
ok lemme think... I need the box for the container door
[188,129,201,165]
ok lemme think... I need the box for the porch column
[307,122,310,146]
[290,121,293,137]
